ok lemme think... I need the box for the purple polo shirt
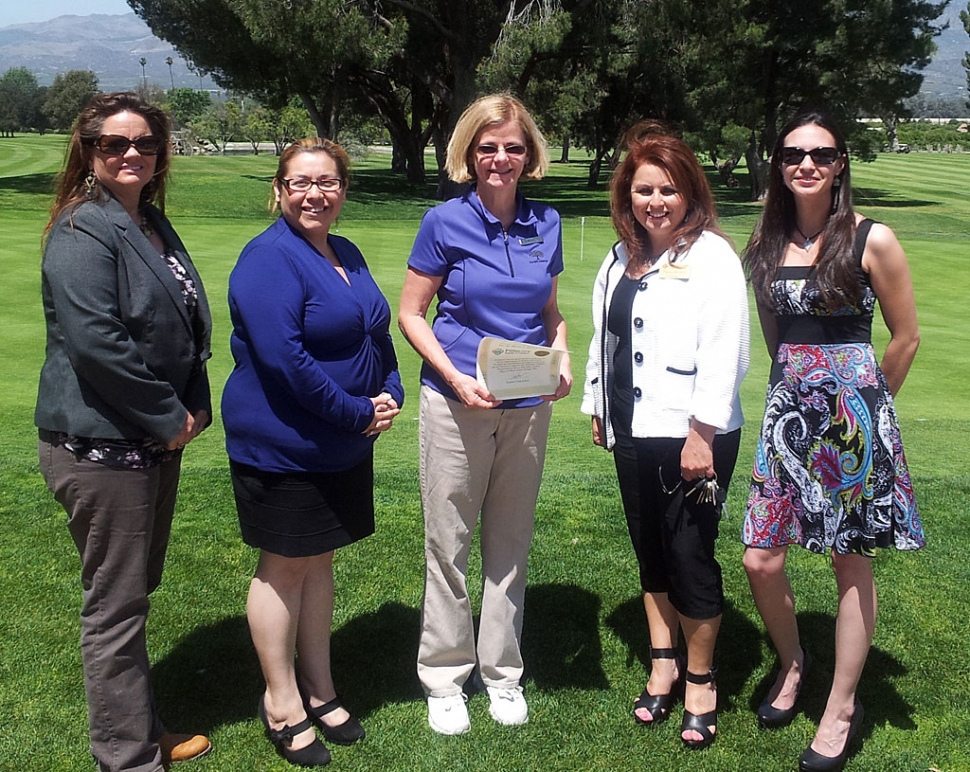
[407,188,564,407]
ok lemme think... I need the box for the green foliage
[0,66,43,134]
[167,87,212,129]
[191,100,244,153]
[42,70,99,131]
[897,121,970,150]
[1,134,969,771]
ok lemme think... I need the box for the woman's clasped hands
[364,392,401,436]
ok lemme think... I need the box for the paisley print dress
[743,220,924,555]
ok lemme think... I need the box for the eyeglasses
[280,177,344,193]
[476,143,527,157]
[90,135,163,156]
[780,146,841,166]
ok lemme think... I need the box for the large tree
[0,67,42,135]
[43,70,99,131]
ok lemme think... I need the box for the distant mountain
[0,9,967,98]
[0,12,218,92]
[917,3,969,97]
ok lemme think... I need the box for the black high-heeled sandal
[258,696,331,768]
[759,648,812,729]
[798,700,864,772]
[304,696,366,746]
[680,669,718,750]
[633,647,684,725]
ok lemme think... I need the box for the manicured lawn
[0,133,967,772]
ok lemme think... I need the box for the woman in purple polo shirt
[398,94,571,735]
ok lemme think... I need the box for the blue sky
[1,0,133,26]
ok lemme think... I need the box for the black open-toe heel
[759,647,811,729]
[258,696,331,768]
[798,700,864,772]
[680,669,717,750]
[633,647,684,726]
[304,695,366,746]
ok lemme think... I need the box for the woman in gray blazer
[36,92,213,772]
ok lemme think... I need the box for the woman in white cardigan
[582,122,749,750]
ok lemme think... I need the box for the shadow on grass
[852,187,936,208]
[152,583,618,732]
[0,172,57,194]
[152,601,424,732]
[751,610,917,734]
[522,583,610,691]
[604,596,764,709]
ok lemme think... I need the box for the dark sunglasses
[780,146,841,166]
[89,135,163,156]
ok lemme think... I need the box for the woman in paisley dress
[742,109,923,772]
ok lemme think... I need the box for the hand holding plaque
[476,337,566,400]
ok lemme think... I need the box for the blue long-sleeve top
[223,217,404,473]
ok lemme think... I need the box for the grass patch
[1,135,967,771]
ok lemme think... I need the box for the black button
[633,387,642,398]
[638,280,649,291]
[634,352,643,363]
[634,317,643,328]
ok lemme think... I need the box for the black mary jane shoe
[798,700,864,772]
[258,696,332,768]
[304,695,366,746]
[758,648,812,729]
[680,669,718,750]
[633,647,684,726]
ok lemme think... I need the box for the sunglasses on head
[89,135,163,156]
[780,146,841,166]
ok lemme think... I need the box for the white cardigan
[581,233,750,450]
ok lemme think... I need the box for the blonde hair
[445,94,549,183]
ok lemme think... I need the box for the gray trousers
[416,387,552,696]
[39,436,181,772]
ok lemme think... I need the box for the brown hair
[270,137,351,213]
[445,94,549,184]
[610,121,724,261]
[46,91,171,234]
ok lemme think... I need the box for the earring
[83,170,97,198]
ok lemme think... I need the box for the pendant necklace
[794,224,823,250]
[139,212,154,238]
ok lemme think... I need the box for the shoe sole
[429,718,470,735]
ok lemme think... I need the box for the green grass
[1,133,968,772]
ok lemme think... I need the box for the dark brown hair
[46,91,171,234]
[743,109,858,309]
[610,121,724,261]
[270,137,351,213]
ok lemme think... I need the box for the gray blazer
[35,196,212,445]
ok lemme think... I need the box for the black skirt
[230,455,375,557]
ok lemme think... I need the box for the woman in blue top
[398,94,571,735]
[223,138,403,768]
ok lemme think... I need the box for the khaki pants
[416,386,552,696]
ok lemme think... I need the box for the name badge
[659,262,691,279]
[518,236,544,246]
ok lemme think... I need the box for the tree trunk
[586,151,605,189]
[558,134,570,163]
[745,132,769,201]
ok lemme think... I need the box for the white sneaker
[427,693,470,735]
[487,685,528,726]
